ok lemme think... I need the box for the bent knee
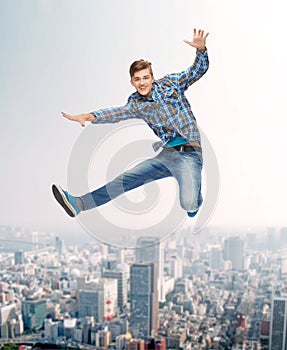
[180,196,203,213]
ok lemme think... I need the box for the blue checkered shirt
[91,49,209,151]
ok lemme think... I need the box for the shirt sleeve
[90,98,138,124]
[164,48,209,92]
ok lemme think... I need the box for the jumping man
[52,28,209,219]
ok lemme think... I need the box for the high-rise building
[130,262,158,339]
[223,236,244,270]
[55,236,64,255]
[14,250,24,265]
[136,237,164,302]
[22,299,47,331]
[170,256,183,279]
[267,227,277,250]
[269,295,287,350]
[78,278,117,322]
[210,246,223,270]
[102,269,128,311]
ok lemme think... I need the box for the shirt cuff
[196,47,207,54]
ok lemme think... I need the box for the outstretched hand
[184,28,209,51]
[61,112,95,127]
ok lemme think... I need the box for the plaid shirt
[91,49,209,151]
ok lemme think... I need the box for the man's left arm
[164,28,209,91]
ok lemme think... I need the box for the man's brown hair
[129,59,153,78]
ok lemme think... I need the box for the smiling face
[131,68,154,98]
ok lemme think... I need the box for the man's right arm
[90,103,137,124]
[61,99,138,127]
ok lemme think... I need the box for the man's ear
[130,79,135,87]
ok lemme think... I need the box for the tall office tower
[14,250,25,265]
[102,269,128,311]
[170,256,183,279]
[130,262,158,339]
[269,295,287,350]
[210,246,223,270]
[55,236,64,255]
[22,299,47,331]
[267,226,277,250]
[136,237,164,302]
[223,236,244,270]
[78,278,117,322]
[117,248,125,264]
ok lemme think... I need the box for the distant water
[0,241,38,253]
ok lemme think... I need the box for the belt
[172,144,202,153]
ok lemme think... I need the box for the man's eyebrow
[133,74,151,78]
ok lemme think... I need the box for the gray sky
[1,0,286,236]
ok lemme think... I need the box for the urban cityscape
[0,224,287,349]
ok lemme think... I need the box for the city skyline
[1,223,287,348]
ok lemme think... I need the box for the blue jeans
[80,148,203,215]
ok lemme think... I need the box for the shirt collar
[133,81,174,101]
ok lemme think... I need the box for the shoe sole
[52,184,77,218]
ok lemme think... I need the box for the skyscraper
[130,262,158,339]
[269,295,287,350]
[14,250,24,265]
[78,278,117,322]
[136,237,164,302]
[223,236,244,270]
[22,299,47,331]
[210,246,223,270]
[55,236,64,255]
[102,269,128,311]
[170,256,183,279]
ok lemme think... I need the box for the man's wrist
[197,46,206,53]
[87,113,96,122]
